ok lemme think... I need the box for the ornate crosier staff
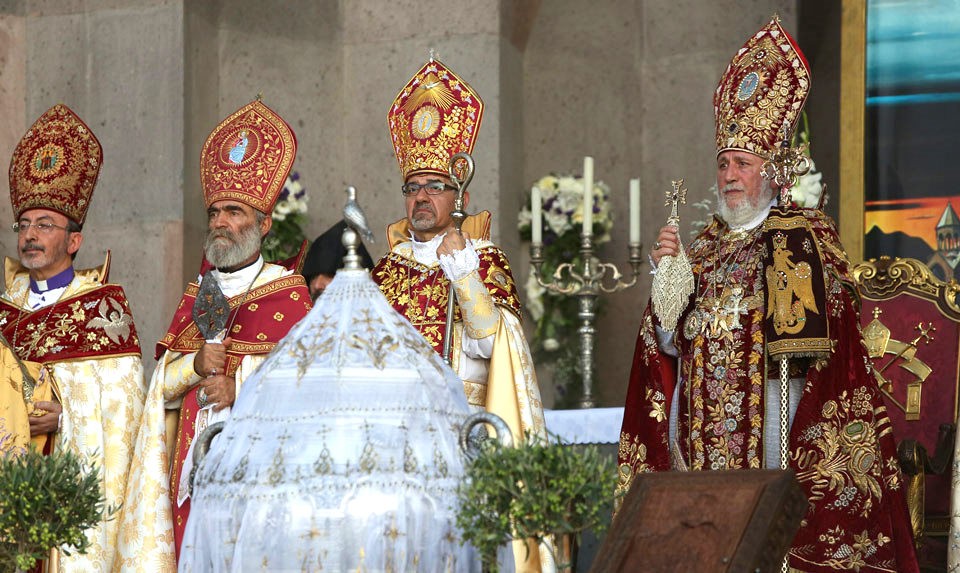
[530,168,644,408]
[762,126,811,573]
[442,152,475,366]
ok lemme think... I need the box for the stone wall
[0,0,798,395]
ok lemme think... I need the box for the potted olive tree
[0,445,114,573]
[456,434,618,573]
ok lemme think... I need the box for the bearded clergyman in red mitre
[616,16,920,573]
[114,98,312,569]
[0,104,146,572]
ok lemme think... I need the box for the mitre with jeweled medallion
[387,58,484,181]
[714,16,810,158]
[9,104,102,226]
[200,99,297,214]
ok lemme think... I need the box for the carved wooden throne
[853,256,959,568]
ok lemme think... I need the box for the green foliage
[262,211,308,262]
[0,446,116,572]
[456,434,618,572]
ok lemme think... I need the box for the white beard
[717,184,772,228]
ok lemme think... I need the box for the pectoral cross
[722,291,751,330]
[665,179,687,226]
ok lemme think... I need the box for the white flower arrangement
[518,174,614,243]
[262,171,309,261]
[272,173,309,221]
[791,159,824,209]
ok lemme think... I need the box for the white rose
[517,207,532,231]
[524,274,545,320]
[792,160,823,208]
[557,176,580,194]
[556,187,582,214]
[545,210,571,235]
[543,338,560,351]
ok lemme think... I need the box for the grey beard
[204,224,261,269]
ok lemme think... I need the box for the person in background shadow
[302,219,374,300]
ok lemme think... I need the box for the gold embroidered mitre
[9,104,102,226]
[387,58,484,180]
[714,16,810,157]
[201,99,297,213]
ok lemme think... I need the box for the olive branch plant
[0,439,116,573]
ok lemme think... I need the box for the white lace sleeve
[438,243,480,281]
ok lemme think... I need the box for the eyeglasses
[401,181,456,197]
[12,221,71,234]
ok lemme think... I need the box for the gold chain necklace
[684,225,764,340]
[705,226,763,299]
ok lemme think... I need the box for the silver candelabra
[530,236,645,408]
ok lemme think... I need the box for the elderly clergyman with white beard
[113,99,312,570]
[616,17,919,572]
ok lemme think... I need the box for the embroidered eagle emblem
[85,296,133,344]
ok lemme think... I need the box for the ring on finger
[654,241,662,250]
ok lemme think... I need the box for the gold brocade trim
[41,350,142,364]
[182,274,305,301]
[766,338,834,356]
[615,431,652,513]
[453,273,499,338]
[160,275,308,350]
[461,379,487,407]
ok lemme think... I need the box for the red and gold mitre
[714,16,810,157]
[9,104,102,226]
[387,58,484,180]
[201,99,297,213]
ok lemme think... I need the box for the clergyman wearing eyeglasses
[0,104,149,571]
[371,58,552,572]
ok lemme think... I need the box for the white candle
[531,185,542,245]
[582,156,594,236]
[629,177,641,244]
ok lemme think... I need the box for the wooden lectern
[591,470,807,573]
